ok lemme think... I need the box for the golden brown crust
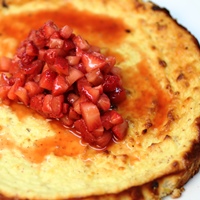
[0,0,200,199]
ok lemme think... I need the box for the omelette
[0,0,200,199]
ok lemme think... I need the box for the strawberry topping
[0,21,128,149]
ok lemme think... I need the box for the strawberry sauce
[0,5,127,53]
[119,60,172,129]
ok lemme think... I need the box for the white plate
[147,0,200,199]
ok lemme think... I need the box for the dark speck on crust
[172,161,179,169]
[142,129,147,134]
[2,0,9,8]
[158,59,167,68]
[125,29,131,33]
[151,180,159,190]
[151,4,170,16]
[145,180,159,196]
[176,73,185,81]
[151,5,162,11]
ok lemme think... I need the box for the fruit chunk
[0,56,12,72]
[82,52,106,72]
[80,101,102,132]
[39,69,57,90]
[52,75,69,96]
[103,74,120,92]
[15,87,29,106]
[112,120,128,140]
[101,110,123,130]
[0,21,128,149]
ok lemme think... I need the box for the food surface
[0,0,200,200]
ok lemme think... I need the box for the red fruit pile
[0,21,128,149]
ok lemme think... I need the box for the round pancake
[0,0,200,199]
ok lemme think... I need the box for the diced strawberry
[85,68,103,86]
[25,41,38,56]
[44,49,67,65]
[103,57,115,72]
[30,94,45,114]
[48,38,64,49]
[66,56,80,66]
[110,66,122,76]
[74,63,86,73]
[8,59,20,74]
[20,54,35,66]
[51,57,69,75]
[105,56,116,68]
[40,20,58,39]
[62,103,69,114]
[0,85,11,99]
[68,107,80,120]
[112,120,128,140]
[94,131,112,149]
[16,44,25,59]
[41,94,64,118]
[60,25,73,39]
[103,74,120,92]
[88,45,101,53]
[101,110,123,130]
[39,69,57,90]
[82,85,100,103]
[77,78,102,103]
[33,74,41,83]
[0,56,12,72]
[50,95,64,118]
[41,63,49,73]
[52,75,69,96]
[82,52,106,72]
[73,119,83,133]
[73,94,88,114]
[67,93,79,105]
[49,31,61,40]
[97,93,111,111]
[66,66,84,86]
[43,49,56,65]
[21,60,44,75]
[101,118,112,130]
[74,119,95,144]
[15,86,29,106]
[1,98,11,105]
[24,81,44,97]
[75,46,83,58]
[109,86,126,104]
[0,73,10,86]
[93,84,103,95]
[42,94,53,114]
[63,39,75,52]
[92,125,104,137]
[60,115,74,127]
[28,29,46,48]
[7,78,24,101]
[38,49,46,61]
[80,101,102,132]
[72,35,90,50]
[11,72,26,83]
[77,77,101,103]
[77,77,90,93]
